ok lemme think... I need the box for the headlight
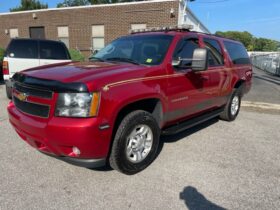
[55,92,100,117]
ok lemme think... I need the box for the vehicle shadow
[93,165,113,172]
[154,117,219,162]
[180,186,226,210]
[0,80,4,85]
[161,117,219,143]
[91,118,219,173]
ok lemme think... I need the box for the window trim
[9,28,19,38]
[92,37,105,51]
[57,26,69,48]
[131,23,147,30]
[92,25,105,51]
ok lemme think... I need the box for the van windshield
[92,35,174,65]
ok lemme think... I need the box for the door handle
[200,75,209,81]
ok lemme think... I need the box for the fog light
[72,147,81,156]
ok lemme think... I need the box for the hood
[21,61,147,84]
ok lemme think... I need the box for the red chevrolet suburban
[7,26,252,175]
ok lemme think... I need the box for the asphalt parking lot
[0,69,279,210]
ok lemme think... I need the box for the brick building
[0,0,209,57]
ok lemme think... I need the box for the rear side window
[203,38,224,66]
[224,41,250,65]
[39,41,69,60]
[6,40,38,59]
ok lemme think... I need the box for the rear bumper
[7,101,112,168]
[4,75,11,81]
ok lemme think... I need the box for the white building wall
[178,0,210,33]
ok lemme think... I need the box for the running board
[162,108,224,135]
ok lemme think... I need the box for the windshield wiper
[105,57,140,65]
[89,56,105,62]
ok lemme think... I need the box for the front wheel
[220,88,241,121]
[109,110,160,175]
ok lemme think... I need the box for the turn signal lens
[89,92,100,117]
[2,61,9,75]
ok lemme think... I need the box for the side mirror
[172,59,181,67]
[191,48,208,71]
[92,49,99,55]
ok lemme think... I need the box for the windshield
[92,35,174,65]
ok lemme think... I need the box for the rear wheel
[220,88,241,121]
[5,83,12,99]
[109,110,160,175]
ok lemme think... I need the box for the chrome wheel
[126,124,153,163]
[231,96,239,116]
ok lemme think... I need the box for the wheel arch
[113,97,164,130]
[233,79,246,97]
[107,97,164,160]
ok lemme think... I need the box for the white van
[3,39,71,98]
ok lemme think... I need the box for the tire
[109,110,160,175]
[5,83,12,99]
[220,88,241,121]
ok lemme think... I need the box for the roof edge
[0,0,177,16]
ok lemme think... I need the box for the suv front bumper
[7,101,111,168]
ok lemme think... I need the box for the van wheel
[220,88,241,121]
[5,84,12,99]
[109,110,160,175]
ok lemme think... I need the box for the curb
[242,101,280,110]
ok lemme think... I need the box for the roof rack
[129,24,194,34]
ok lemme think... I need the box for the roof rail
[129,24,194,34]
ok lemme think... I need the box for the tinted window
[39,41,69,60]
[224,41,250,65]
[173,38,199,68]
[6,40,38,59]
[94,35,174,66]
[204,38,224,66]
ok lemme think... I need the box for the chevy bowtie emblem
[17,92,28,101]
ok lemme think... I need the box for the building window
[92,25,105,51]
[57,26,69,48]
[131,24,147,30]
[10,28,19,38]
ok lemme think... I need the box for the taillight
[2,61,9,75]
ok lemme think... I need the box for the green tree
[69,49,85,61]
[57,0,90,7]
[57,0,138,6]
[10,0,48,12]
[89,0,131,3]
[215,31,253,49]
[215,30,280,51]
[0,48,5,62]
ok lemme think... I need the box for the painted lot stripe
[242,101,280,110]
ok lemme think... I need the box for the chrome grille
[14,82,53,99]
